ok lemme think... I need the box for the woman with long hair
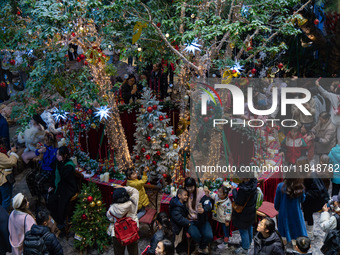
[274,177,307,244]
[155,239,175,255]
[253,217,285,254]
[184,177,213,254]
[121,74,138,104]
[8,193,36,255]
[106,185,139,255]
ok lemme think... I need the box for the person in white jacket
[316,79,340,144]
[106,185,139,255]
[320,193,340,234]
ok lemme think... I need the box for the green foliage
[71,182,110,252]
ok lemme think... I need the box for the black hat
[32,114,47,130]
[112,188,130,204]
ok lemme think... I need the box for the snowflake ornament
[126,65,135,74]
[183,38,202,56]
[259,52,267,61]
[230,59,244,73]
[94,106,111,121]
[52,107,69,122]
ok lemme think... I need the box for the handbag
[5,172,16,185]
[232,195,252,214]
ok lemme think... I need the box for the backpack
[114,216,139,246]
[23,230,50,255]
[321,214,340,255]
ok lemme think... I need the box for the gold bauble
[173,143,178,149]
[170,165,175,170]
[90,201,95,207]
[229,43,235,49]
[141,108,146,114]
[162,133,167,138]
[96,200,102,206]
[151,138,157,143]
[91,123,96,129]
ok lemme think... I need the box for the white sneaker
[306,225,314,241]
[234,247,248,254]
[216,238,224,244]
[217,243,228,249]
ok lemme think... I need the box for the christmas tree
[71,182,110,253]
[133,88,179,178]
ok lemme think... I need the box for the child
[286,236,312,255]
[155,239,175,255]
[145,212,173,255]
[279,126,307,165]
[169,188,190,247]
[253,217,284,255]
[126,168,150,219]
[205,183,232,250]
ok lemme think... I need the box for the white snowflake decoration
[52,107,69,122]
[94,106,111,121]
[259,51,267,61]
[126,65,135,74]
[230,59,244,73]
[183,38,202,56]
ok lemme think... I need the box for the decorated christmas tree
[71,182,110,253]
[133,88,179,178]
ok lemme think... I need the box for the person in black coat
[121,74,138,104]
[232,178,257,254]
[149,63,168,99]
[47,146,77,228]
[253,217,284,255]
[0,205,11,255]
[169,188,190,236]
[25,208,63,255]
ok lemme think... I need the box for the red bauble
[162,173,167,178]
[81,124,86,129]
[247,47,253,51]
[87,196,93,202]
[314,19,319,25]
[64,54,68,58]
[147,107,153,113]
[145,154,151,160]
[203,117,209,123]
[74,116,78,121]
[80,54,86,60]
[141,148,146,153]
[147,136,151,141]
[174,139,179,143]
[102,54,106,58]
[232,70,236,74]
[278,63,284,69]
[165,115,168,119]
[84,61,88,66]
[165,144,169,148]
[81,214,87,220]
[148,123,153,129]
[87,109,92,114]
[9,59,15,65]
[0,82,5,88]
[153,105,158,110]
[72,32,76,37]
[152,160,157,165]
[171,131,175,135]
[16,11,21,15]
[76,57,81,62]
[157,22,161,27]
[251,68,257,74]
[159,115,164,121]
[135,155,140,160]
[156,151,161,156]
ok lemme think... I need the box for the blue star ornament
[183,38,202,55]
[94,106,111,121]
[52,107,69,122]
[230,59,244,73]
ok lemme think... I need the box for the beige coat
[292,97,315,125]
[312,119,336,154]
[106,186,139,237]
[0,152,19,186]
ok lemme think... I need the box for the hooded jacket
[231,178,257,229]
[28,224,63,255]
[169,196,190,235]
[253,231,284,255]
[280,132,307,164]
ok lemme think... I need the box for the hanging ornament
[314,19,319,25]
[153,105,158,110]
[147,136,151,142]
[76,57,81,62]
[251,68,257,74]
[171,130,175,135]
[246,46,253,51]
[165,144,169,148]
[147,107,153,113]
[173,143,178,149]
[96,200,102,207]
[81,214,87,220]
[278,63,284,69]
[157,22,161,27]
[72,32,76,37]
[135,155,140,160]
[80,54,86,60]
[87,196,93,202]
[170,165,175,170]
[16,11,21,15]
[162,133,167,138]
[84,61,88,66]
[90,201,95,207]
[148,123,153,129]
[229,43,235,49]
[151,138,157,143]
[90,123,96,129]
[152,160,157,165]
[141,108,146,114]
[156,151,161,156]
[165,115,168,119]
[81,124,86,129]
[174,139,179,143]
[9,59,15,65]
[145,154,151,160]
[141,148,146,153]
[159,115,164,121]
[163,173,168,178]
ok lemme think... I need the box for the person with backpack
[23,208,63,255]
[8,193,36,255]
[253,217,285,255]
[47,146,77,230]
[106,185,139,255]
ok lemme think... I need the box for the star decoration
[52,107,69,122]
[183,38,202,55]
[230,59,244,73]
[94,106,111,121]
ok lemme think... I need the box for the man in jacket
[24,208,63,255]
